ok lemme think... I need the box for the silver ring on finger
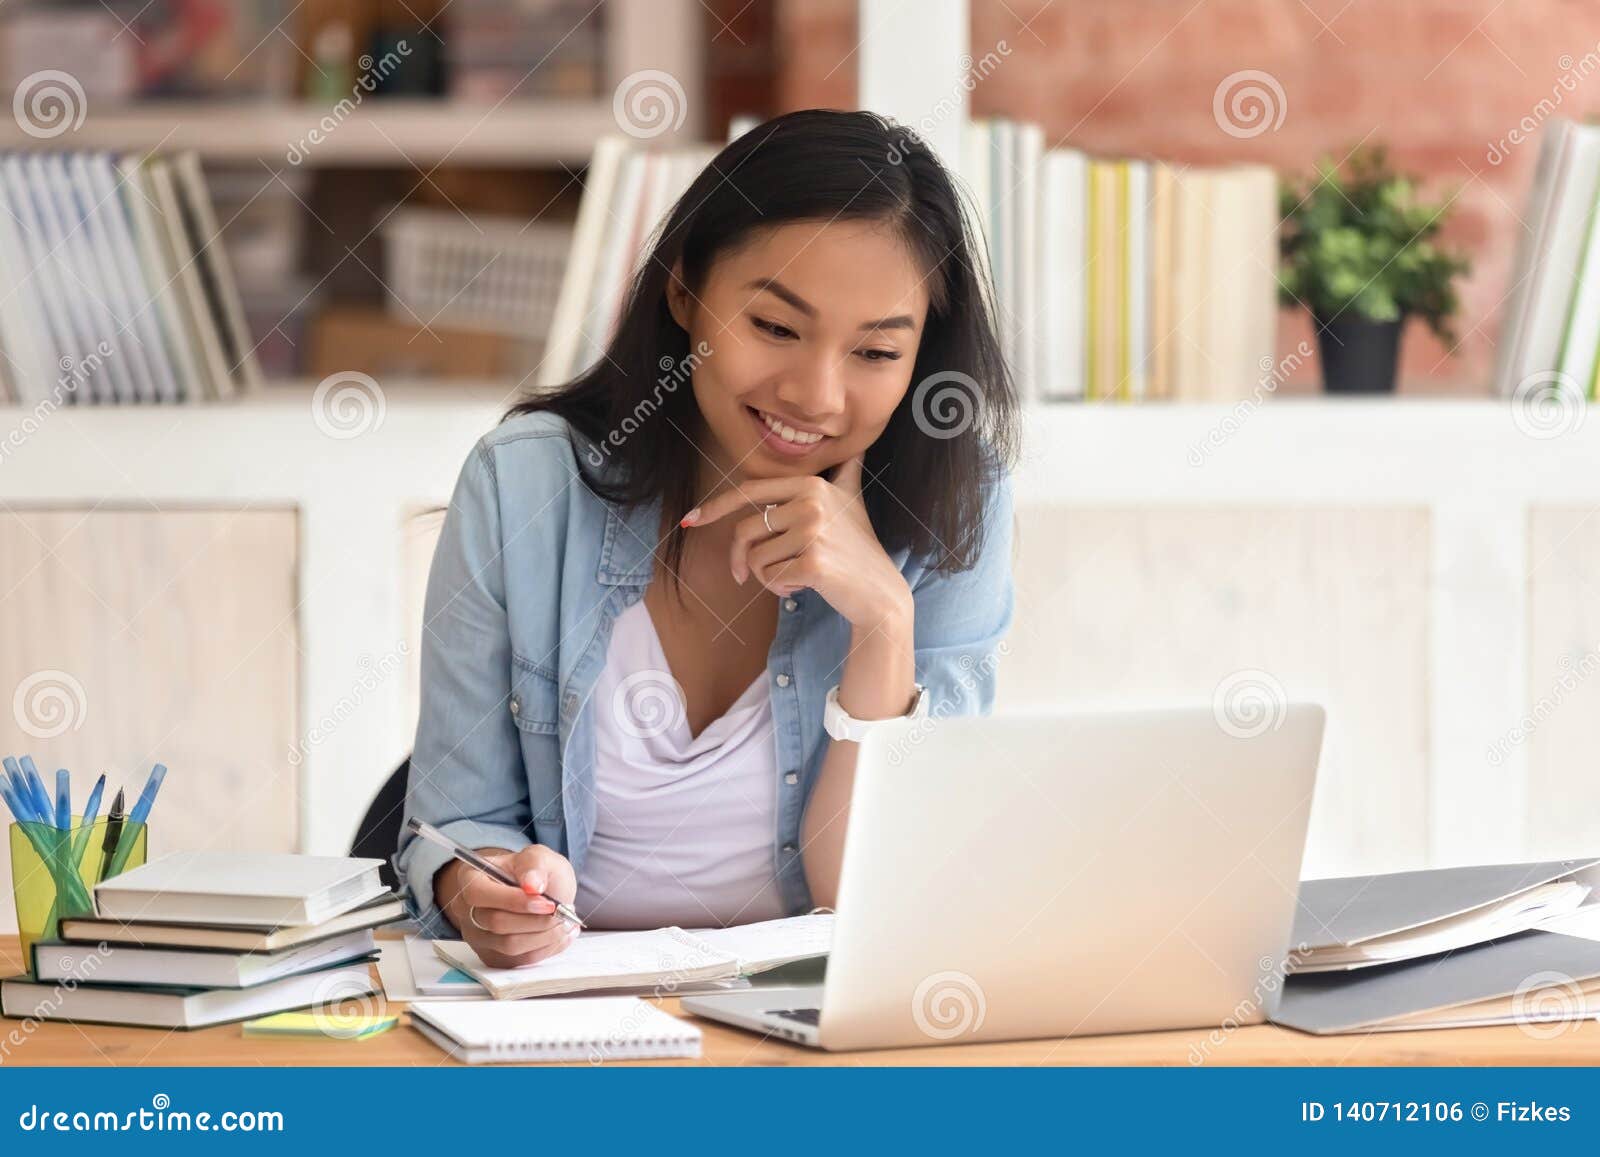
[762,504,776,533]
[469,905,488,932]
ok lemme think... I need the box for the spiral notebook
[409,997,702,1063]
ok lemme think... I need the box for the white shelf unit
[0,0,706,165]
[0,100,634,167]
[0,390,1587,866]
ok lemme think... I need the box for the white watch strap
[823,682,928,741]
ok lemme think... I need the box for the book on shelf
[1496,117,1600,399]
[0,148,262,407]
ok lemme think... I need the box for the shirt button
[509,696,520,716]
[783,598,797,612]
[782,842,797,854]
[775,673,790,687]
[783,771,798,785]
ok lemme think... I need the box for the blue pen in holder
[9,816,149,976]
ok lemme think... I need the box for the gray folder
[1273,930,1600,1034]
[1291,858,1600,950]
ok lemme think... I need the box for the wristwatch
[823,682,929,741]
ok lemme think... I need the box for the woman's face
[667,218,930,488]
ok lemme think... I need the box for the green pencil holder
[10,817,148,976]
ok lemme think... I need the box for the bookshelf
[0,100,637,167]
[0,388,1589,868]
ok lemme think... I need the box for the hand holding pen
[407,817,584,970]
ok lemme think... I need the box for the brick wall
[775,0,1600,394]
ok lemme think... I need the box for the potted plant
[1278,146,1470,393]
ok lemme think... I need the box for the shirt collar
[594,456,662,588]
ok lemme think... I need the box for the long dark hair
[506,108,1018,595]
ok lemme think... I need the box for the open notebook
[433,913,833,1000]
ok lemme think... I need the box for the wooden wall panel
[1526,509,1600,859]
[0,509,298,933]
[401,510,445,756]
[998,506,1431,880]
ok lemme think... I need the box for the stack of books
[1496,118,1600,400]
[0,149,262,408]
[1,852,403,1029]
[967,117,1280,403]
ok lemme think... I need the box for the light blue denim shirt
[394,409,1016,939]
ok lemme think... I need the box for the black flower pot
[1314,313,1405,394]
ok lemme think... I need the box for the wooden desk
[8,935,1600,1067]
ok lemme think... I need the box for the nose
[774,347,847,422]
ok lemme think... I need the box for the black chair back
[350,757,410,890]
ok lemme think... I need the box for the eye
[752,317,796,340]
[856,348,901,363]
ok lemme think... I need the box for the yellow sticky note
[243,1011,397,1039]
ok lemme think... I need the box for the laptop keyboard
[766,1007,821,1026]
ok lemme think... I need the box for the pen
[71,774,106,863]
[54,768,70,831]
[99,788,125,884]
[127,763,166,828]
[0,774,33,823]
[0,760,34,822]
[405,817,585,928]
[16,757,53,826]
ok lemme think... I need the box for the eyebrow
[743,277,917,332]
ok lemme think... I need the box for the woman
[395,108,1020,968]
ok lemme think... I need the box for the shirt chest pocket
[509,661,560,735]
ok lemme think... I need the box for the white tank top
[573,597,789,929]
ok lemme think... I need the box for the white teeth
[758,409,824,445]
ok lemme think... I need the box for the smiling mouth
[746,405,832,446]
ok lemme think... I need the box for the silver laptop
[683,703,1326,1050]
